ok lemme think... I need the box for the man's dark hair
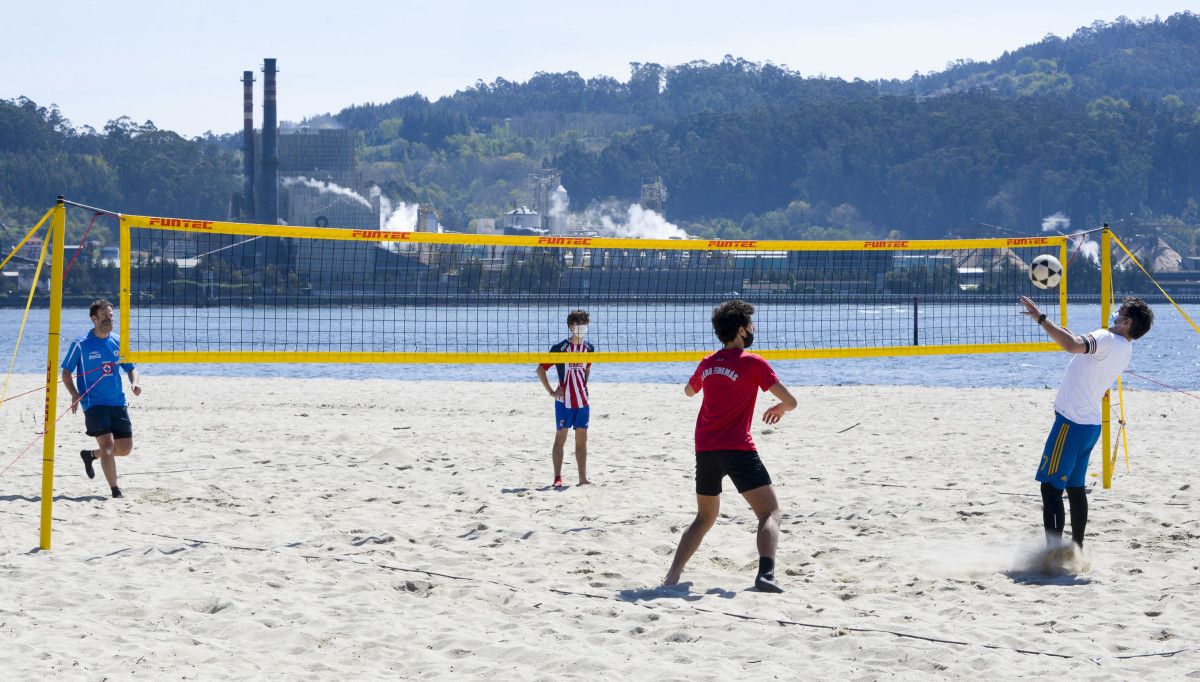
[712,299,755,343]
[89,299,113,318]
[567,309,590,326]
[1121,296,1153,340]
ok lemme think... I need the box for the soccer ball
[1029,254,1063,289]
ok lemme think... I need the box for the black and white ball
[1029,254,1063,289]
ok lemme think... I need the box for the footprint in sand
[194,598,233,614]
[664,631,701,643]
[394,580,435,597]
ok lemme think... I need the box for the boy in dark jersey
[535,309,594,487]
[664,300,797,592]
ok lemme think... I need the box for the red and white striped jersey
[540,339,594,408]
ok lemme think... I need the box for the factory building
[221,58,426,294]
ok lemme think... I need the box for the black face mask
[743,331,754,349]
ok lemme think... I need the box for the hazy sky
[3,1,1194,137]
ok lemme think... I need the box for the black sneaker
[111,486,123,499]
[80,450,96,479]
[754,572,784,593]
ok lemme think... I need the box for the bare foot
[577,479,592,486]
[663,573,680,586]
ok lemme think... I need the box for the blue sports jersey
[60,331,135,410]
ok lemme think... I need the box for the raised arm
[1020,296,1087,353]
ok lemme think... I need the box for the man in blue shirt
[60,299,142,499]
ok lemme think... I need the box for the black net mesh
[126,226,1065,360]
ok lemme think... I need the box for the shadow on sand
[617,583,738,603]
[0,494,109,503]
[1003,570,1093,586]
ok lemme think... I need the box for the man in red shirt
[664,300,797,592]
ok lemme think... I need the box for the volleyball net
[119,214,1069,364]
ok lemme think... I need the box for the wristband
[1037,313,1047,324]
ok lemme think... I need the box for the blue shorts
[554,402,589,430]
[1035,412,1101,490]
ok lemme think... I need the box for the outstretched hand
[762,403,788,425]
[1019,295,1041,321]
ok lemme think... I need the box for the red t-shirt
[688,348,780,452]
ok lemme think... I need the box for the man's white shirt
[1053,329,1131,425]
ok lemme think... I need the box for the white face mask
[572,325,588,338]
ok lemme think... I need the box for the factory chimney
[241,70,255,219]
[262,58,279,225]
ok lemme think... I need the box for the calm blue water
[1,304,1196,390]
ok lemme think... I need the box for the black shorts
[84,405,133,439]
[695,450,772,496]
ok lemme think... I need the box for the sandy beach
[1,374,1197,679]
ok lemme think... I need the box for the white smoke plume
[285,115,344,130]
[282,176,371,208]
[549,185,569,218]
[1041,212,1071,233]
[378,193,418,231]
[583,201,687,239]
[1069,234,1100,264]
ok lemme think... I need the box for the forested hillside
[879,12,1200,103]
[0,100,237,244]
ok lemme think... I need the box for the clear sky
[3,1,1194,137]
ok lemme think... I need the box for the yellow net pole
[1100,228,1113,490]
[39,201,67,551]
[119,216,130,356]
[1108,265,1132,477]
[1099,231,1200,485]
[1117,375,1130,472]
[1058,240,1069,326]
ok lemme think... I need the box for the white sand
[1,374,1197,679]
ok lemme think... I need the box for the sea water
[1,303,1196,390]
